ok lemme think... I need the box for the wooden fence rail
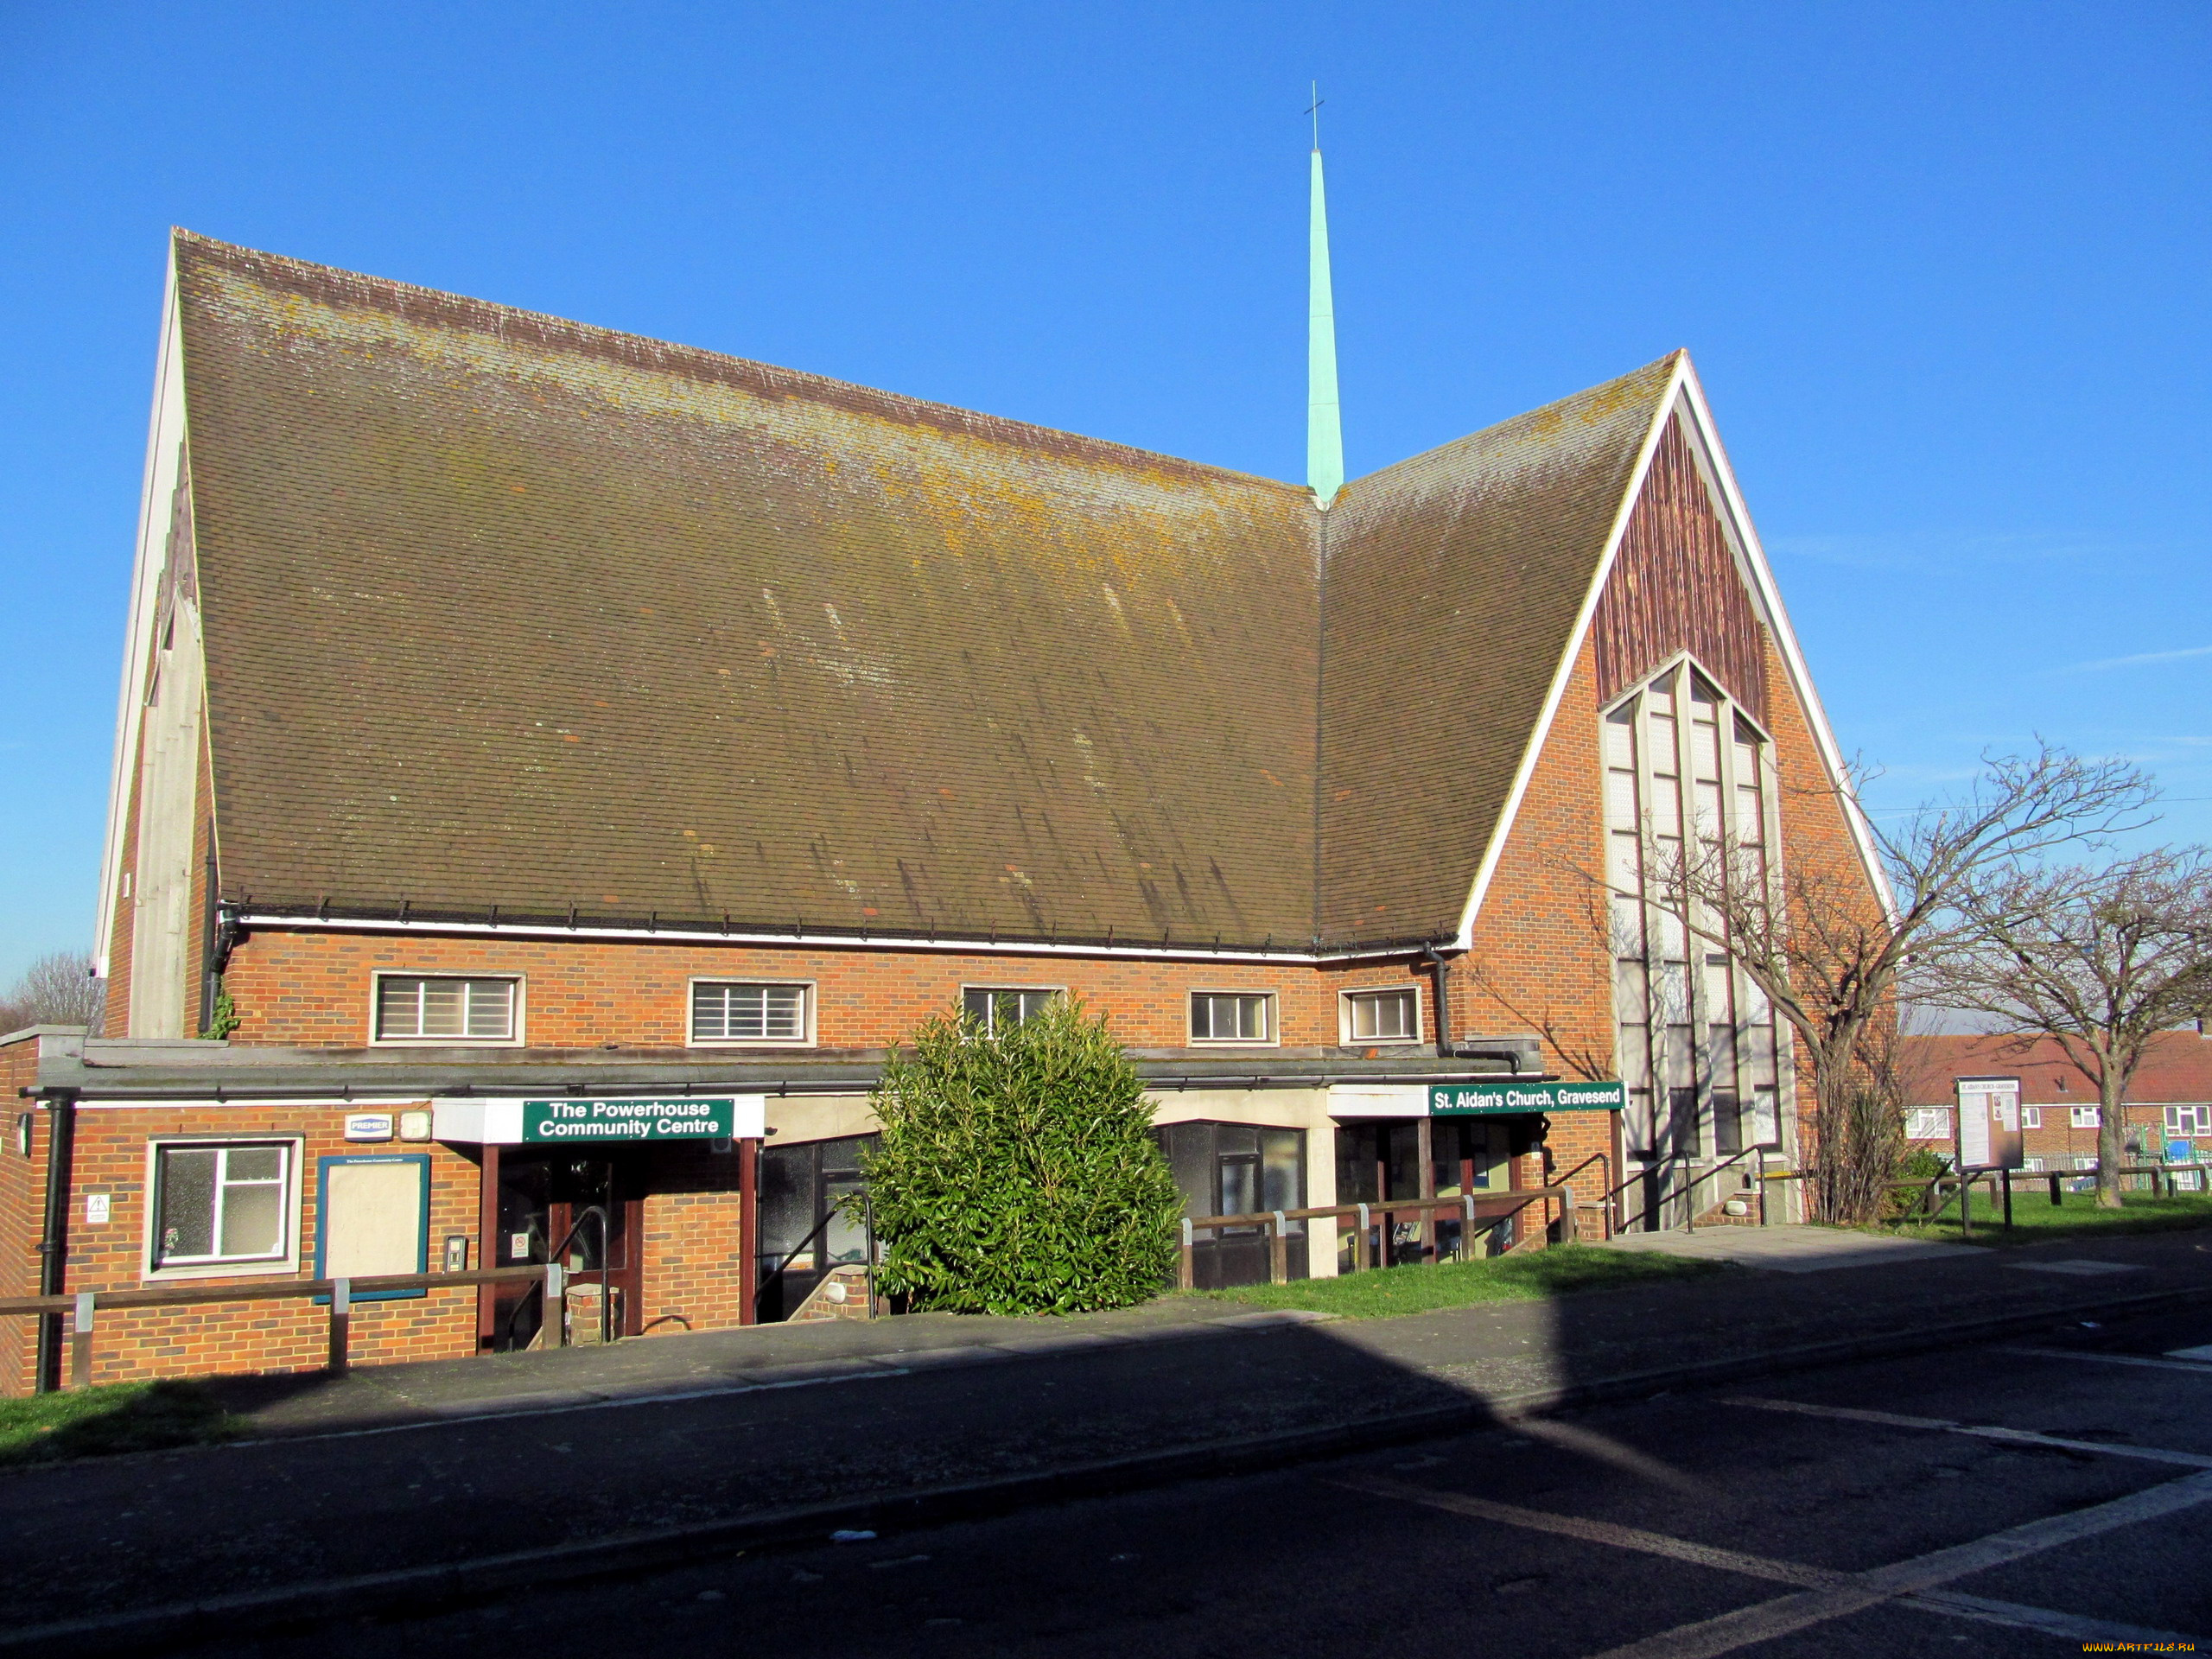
[0,1265,552,1392]
[1176,1184,1578,1291]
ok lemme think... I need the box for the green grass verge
[1877,1187,2212,1247]
[1181,1243,1730,1319]
[0,1379,240,1470]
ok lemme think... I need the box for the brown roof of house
[1900,1032,2212,1106]
[172,230,1679,950]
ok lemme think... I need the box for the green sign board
[521,1097,735,1143]
[1430,1081,1627,1116]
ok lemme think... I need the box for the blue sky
[2,3,2208,983]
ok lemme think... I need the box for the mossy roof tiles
[171,231,1676,950]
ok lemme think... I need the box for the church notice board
[1956,1077,2024,1171]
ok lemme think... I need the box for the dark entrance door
[755,1135,875,1321]
[1159,1122,1306,1289]
[489,1150,645,1349]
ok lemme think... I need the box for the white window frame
[687,977,817,1047]
[2070,1105,2101,1129]
[141,1135,304,1281]
[1338,986,1425,1046]
[2165,1103,2212,1136]
[370,973,524,1047]
[2020,1106,2042,1130]
[1187,990,1278,1047]
[959,985,1065,1035]
[1904,1108,1951,1141]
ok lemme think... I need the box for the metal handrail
[756,1205,842,1320]
[1615,1143,1771,1234]
[550,1204,614,1345]
[1553,1151,1614,1238]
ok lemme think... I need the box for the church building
[2,159,1882,1390]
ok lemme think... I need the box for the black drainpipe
[1423,944,1455,1060]
[35,1089,79,1394]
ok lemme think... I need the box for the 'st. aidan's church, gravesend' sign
[1430,1082,1628,1116]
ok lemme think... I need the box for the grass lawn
[1877,1185,2212,1248]
[1182,1243,1730,1319]
[0,1379,238,1470]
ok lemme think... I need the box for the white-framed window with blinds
[143,1138,302,1279]
[690,980,814,1046]
[1189,991,1274,1045]
[961,987,1061,1034]
[372,975,520,1045]
[1341,987,1421,1045]
[1604,659,1788,1166]
[2071,1105,2101,1128]
[1905,1109,1951,1141]
[2020,1106,2043,1130]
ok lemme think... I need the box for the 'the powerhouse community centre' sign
[1429,1081,1627,1116]
[522,1097,740,1141]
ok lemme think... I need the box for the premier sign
[1430,1081,1627,1116]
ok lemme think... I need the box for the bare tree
[1920,848,2212,1209]
[0,951,105,1034]
[1644,743,2156,1224]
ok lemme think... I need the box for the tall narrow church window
[1603,664,1786,1173]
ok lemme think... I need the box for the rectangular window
[2020,1106,2042,1130]
[2071,1105,2101,1129]
[962,987,1061,1034]
[151,1141,293,1269]
[1190,992,1273,1044]
[374,976,517,1043]
[2165,1104,2211,1136]
[1343,988,1419,1044]
[691,981,811,1045]
[1905,1109,1950,1141]
[2024,1156,2044,1173]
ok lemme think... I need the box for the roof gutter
[233,908,1461,967]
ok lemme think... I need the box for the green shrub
[862,996,1183,1315]
[1885,1145,1952,1219]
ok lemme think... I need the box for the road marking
[1332,1474,1836,1588]
[2000,1344,2212,1376]
[1725,1394,2212,1469]
[1582,1471,2212,1659]
[2171,1343,2212,1361]
[1337,1471,2203,1653]
[1904,1586,2198,1646]
[2008,1259,2147,1275]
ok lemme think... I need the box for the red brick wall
[4,1104,484,1395]
[0,1093,774,1394]
[217,929,1440,1054]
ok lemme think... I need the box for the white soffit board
[95,245,191,980]
[1327,1084,1430,1118]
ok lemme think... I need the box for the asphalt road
[201,1300,2212,1658]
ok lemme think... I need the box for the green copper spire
[1307,136,1344,505]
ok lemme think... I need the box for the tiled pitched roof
[172,231,1678,950]
[1900,1031,2212,1105]
[1317,359,1678,939]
